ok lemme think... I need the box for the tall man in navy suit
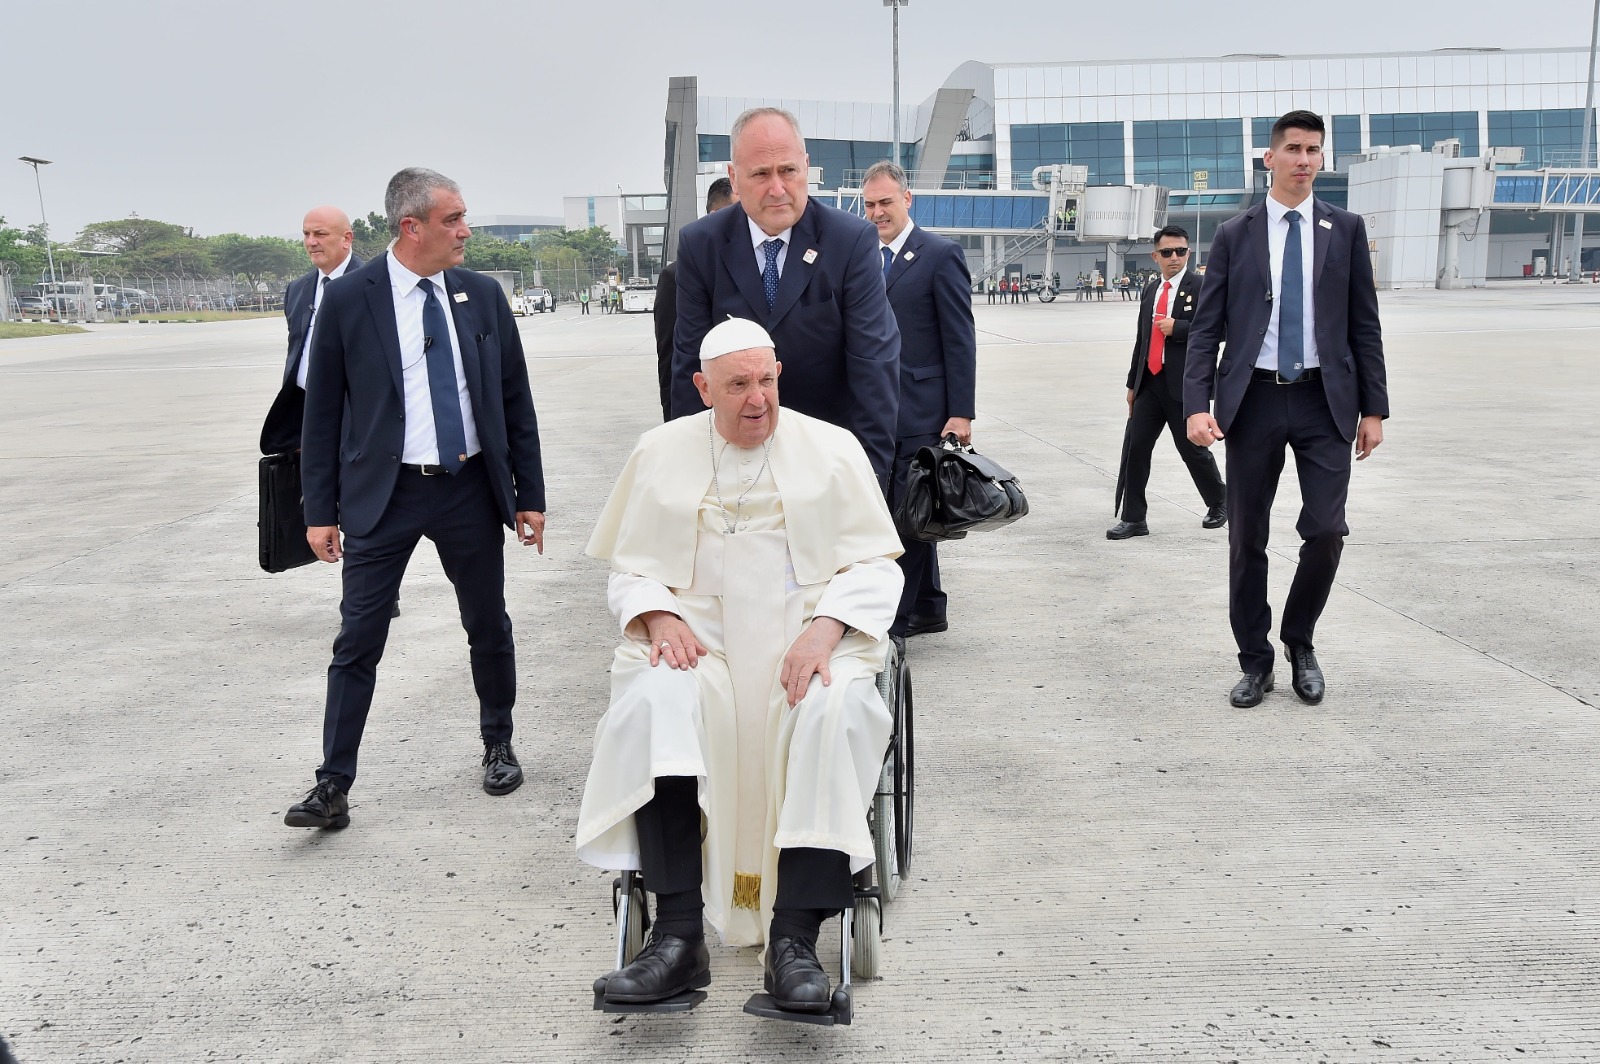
[1108,224,1226,541]
[668,107,901,484]
[1184,111,1389,709]
[285,168,548,828]
[861,161,977,637]
[259,207,363,455]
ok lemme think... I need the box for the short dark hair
[1271,110,1325,148]
[705,177,734,213]
[1154,224,1189,244]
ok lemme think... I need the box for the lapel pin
[803,249,818,264]
[904,251,916,261]
[1318,219,1332,230]
[453,291,469,302]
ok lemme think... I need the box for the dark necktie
[761,239,782,311]
[1279,210,1304,381]
[881,246,894,277]
[1148,281,1170,375]
[419,279,468,473]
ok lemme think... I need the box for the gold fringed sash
[732,871,763,911]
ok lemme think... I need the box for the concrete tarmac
[2,284,1597,1063]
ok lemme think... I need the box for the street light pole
[18,156,58,285]
[1570,0,1598,283]
[883,1,909,174]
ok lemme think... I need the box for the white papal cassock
[576,408,904,947]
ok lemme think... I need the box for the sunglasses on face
[1156,247,1190,258]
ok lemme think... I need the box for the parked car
[18,296,57,320]
[524,286,553,313]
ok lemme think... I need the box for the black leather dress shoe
[1229,671,1275,708]
[902,614,948,637]
[1106,520,1149,540]
[1202,505,1227,529]
[602,932,711,1003]
[284,779,349,828]
[764,935,831,1013]
[482,741,524,796]
[1287,646,1325,704]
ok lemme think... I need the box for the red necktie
[1148,281,1171,375]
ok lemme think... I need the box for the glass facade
[1133,118,1246,190]
[1332,115,1361,165]
[1251,117,1277,149]
[944,153,997,189]
[1011,122,1125,185]
[1368,111,1479,155]
[699,134,912,188]
[1488,108,1592,167]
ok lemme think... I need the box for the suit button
[391,455,398,463]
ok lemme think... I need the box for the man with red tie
[1108,225,1226,540]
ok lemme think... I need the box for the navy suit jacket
[300,254,545,538]
[259,255,363,454]
[668,200,901,480]
[1127,268,1204,403]
[1184,199,1388,441]
[884,224,976,439]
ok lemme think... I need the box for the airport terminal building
[661,47,1597,286]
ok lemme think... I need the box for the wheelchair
[594,635,915,1026]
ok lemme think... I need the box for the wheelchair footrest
[595,979,707,1011]
[742,988,852,1026]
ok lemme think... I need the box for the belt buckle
[419,464,440,476]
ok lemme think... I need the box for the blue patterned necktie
[1279,209,1304,381]
[418,279,468,473]
[881,246,894,277]
[761,238,783,311]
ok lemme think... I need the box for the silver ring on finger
[659,641,671,650]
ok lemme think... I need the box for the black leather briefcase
[258,452,318,573]
[894,436,1029,543]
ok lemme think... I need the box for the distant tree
[0,216,50,280]
[207,233,305,286]
[73,217,213,275]
[76,218,190,255]
[350,211,389,260]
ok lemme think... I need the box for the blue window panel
[699,134,731,163]
[972,197,994,227]
[1488,109,1589,167]
[1494,175,1543,203]
[953,197,973,227]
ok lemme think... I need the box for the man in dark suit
[654,177,734,421]
[1184,111,1389,709]
[1108,224,1226,540]
[668,107,901,483]
[861,161,977,638]
[259,207,362,455]
[285,168,548,828]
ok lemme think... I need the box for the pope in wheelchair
[577,318,903,1016]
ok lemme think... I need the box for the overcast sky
[3,0,1594,242]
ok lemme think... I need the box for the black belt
[1251,366,1322,384]
[401,453,480,476]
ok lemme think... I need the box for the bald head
[302,206,353,274]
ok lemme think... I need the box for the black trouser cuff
[635,776,703,895]
[773,847,853,912]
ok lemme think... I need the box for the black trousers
[1223,377,1352,676]
[890,431,946,630]
[317,457,515,791]
[636,776,853,912]
[1120,378,1225,523]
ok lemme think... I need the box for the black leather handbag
[259,452,318,573]
[894,436,1029,543]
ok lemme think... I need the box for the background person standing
[1108,225,1225,541]
[1184,110,1389,710]
[861,161,977,638]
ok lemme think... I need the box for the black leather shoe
[602,932,711,1003]
[1287,646,1325,704]
[482,741,524,796]
[1106,520,1149,540]
[284,779,349,828]
[1229,671,1275,708]
[1202,505,1227,529]
[902,613,948,637]
[764,935,831,1013]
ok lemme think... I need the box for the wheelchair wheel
[850,895,882,979]
[612,873,649,967]
[871,760,900,902]
[894,652,915,876]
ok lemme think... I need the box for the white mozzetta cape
[585,409,903,583]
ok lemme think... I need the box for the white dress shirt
[1257,192,1320,371]
[748,216,793,279]
[385,252,481,466]
[296,252,354,389]
[880,218,915,264]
